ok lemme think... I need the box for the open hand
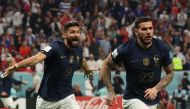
[3,65,16,78]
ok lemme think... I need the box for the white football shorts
[36,94,80,109]
[122,98,157,109]
[1,96,16,108]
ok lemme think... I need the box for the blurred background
[0,0,190,109]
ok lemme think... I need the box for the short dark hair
[134,17,153,29]
[63,20,80,32]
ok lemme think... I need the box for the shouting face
[63,26,81,48]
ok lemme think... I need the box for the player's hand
[0,92,8,97]
[144,87,158,100]
[106,91,117,106]
[3,65,16,78]
[84,70,93,78]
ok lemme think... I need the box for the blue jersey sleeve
[111,44,126,64]
[161,44,172,66]
[40,42,55,58]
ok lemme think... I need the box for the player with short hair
[101,17,174,109]
[3,21,93,109]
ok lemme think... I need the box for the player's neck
[137,39,152,49]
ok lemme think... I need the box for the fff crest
[143,58,150,66]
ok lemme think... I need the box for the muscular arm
[102,53,115,92]
[15,52,46,69]
[3,52,46,77]
[154,64,174,92]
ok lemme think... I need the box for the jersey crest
[143,58,150,66]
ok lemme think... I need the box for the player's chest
[126,50,162,68]
[57,50,82,67]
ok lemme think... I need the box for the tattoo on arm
[102,54,115,92]
[154,64,174,91]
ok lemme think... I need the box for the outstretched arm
[3,52,46,77]
[102,53,117,105]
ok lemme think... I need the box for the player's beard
[67,37,79,48]
[139,36,152,45]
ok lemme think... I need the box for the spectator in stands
[181,72,190,91]
[99,31,112,57]
[59,0,71,13]
[113,69,124,95]
[85,75,94,96]
[176,9,187,30]
[185,48,190,70]
[19,41,31,58]
[173,84,187,109]
[89,37,101,60]
[26,72,42,98]
[158,88,169,109]
[172,54,183,71]
[86,53,98,71]
[24,27,36,46]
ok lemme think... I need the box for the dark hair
[63,20,80,32]
[184,72,188,76]
[134,17,153,29]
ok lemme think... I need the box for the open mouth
[72,40,79,45]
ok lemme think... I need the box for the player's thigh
[1,96,16,108]
[122,98,149,109]
[36,96,59,109]
[59,94,80,109]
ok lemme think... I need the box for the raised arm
[3,52,46,77]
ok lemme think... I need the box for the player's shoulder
[119,38,137,49]
[152,38,170,51]
[49,40,65,48]
[153,38,168,48]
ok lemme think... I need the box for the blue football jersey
[39,41,83,101]
[111,38,172,105]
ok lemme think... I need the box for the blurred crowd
[1,0,190,108]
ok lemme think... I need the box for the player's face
[136,21,153,45]
[64,26,80,48]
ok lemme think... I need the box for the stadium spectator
[113,69,124,95]
[26,72,42,98]
[85,75,94,96]
[181,72,190,91]
[173,84,187,109]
